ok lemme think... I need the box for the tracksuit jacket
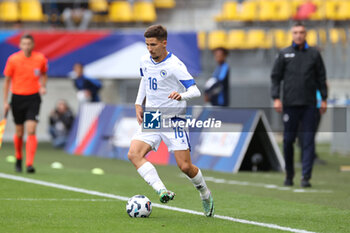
[271,42,327,106]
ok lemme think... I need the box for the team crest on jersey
[160,70,167,78]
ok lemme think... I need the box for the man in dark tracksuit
[204,47,230,107]
[271,22,327,188]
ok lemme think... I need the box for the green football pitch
[0,143,349,233]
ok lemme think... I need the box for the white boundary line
[0,173,316,233]
[202,176,333,193]
[0,198,116,202]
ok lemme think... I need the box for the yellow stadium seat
[89,0,108,12]
[329,28,340,44]
[0,1,19,22]
[335,0,350,21]
[329,28,347,44]
[273,30,287,48]
[309,0,326,20]
[325,0,338,20]
[291,0,303,17]
[154,0,176,9]
[133,1,157,23]
[197,31,206,50]
[263,31,274,49]
[109,1,133,23]
[208,30,227,50]
[245,30,267,49]
[19,0,44,22]
[275,0,292,21]
[227,30,246,49]
[306,29,318,46]
[258,1,277,21]
[215,1,238,22]
[238,1,258,21]
[223,1,238,21]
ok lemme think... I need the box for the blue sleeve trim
[179,79,196,88]
[218,63,229,81]
[140,68,144,77]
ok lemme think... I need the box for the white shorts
[131,127,191,152]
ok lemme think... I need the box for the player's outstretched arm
[168,85,201,101]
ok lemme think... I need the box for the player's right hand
[135,105,143,125]
[273,99,282,113]
[3,102,10,114]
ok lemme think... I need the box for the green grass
[0,143,349,233]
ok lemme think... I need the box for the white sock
[137,162,166,193]
[188,169,210,200]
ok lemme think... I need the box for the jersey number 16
[148,77,157,90]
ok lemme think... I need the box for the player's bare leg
[174,150,214,217]
[128,140,175,203]
[25,120,38,173]
[128,140,152,169]
[14,125,24,172]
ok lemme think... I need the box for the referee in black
[271,22,328,188]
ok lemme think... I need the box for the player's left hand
[168,91,182,101]
[40,86,47,95]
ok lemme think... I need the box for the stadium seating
[109,1,133,23]
[290,0,302,18]
[89,0,108,23]
[325,0,338,20]
[133,1,157,22]
[203,26,350,51]
[309,0,326,20]
[227,30,246,49]
[89,0,109,13]
[245,29,270,49]
[197,31,207,50]
[318,28,327,45]
[263,31,274,49]
[275,0,292,21]
[208,30,227,50]
[238,1,258,21]
[329,28,347,44]
[0,1,19,22]
[215,0,350,22]
[273,29,289,48]
[154,0,176,9]
[215,1,238,22]
[258,0,277,22]
[19,0,44,22]
[335,0,350,21]
[306,29,318,46]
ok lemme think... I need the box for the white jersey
[139,52,195,117]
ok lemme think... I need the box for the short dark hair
[20,34,34,42]
[74,62,84,67]
[144,25,167,41]
[213,47,228,56]
[293,21,306,28]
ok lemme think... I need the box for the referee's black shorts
[10,93,41,125]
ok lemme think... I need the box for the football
[126,195,152,218]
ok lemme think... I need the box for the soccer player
[204,47,230,107]
[128,25,214,217]
[3,34,48,173]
